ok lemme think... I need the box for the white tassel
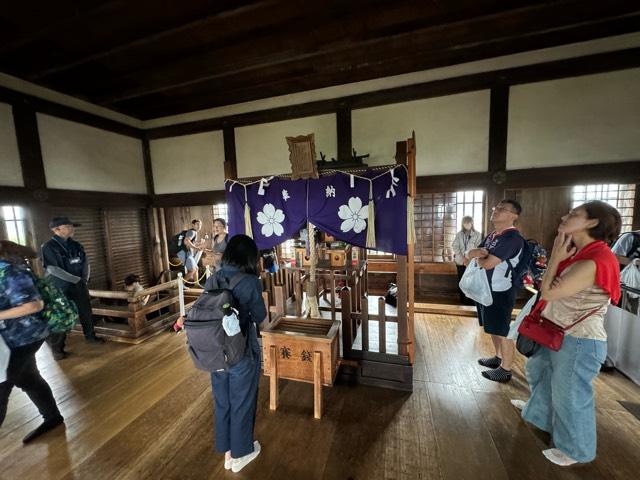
[366,181,376,248]
[244,202,253,238]
[305,222,321,318]
[407,196,416,245]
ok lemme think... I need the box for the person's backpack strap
[503,232,529,281]
[204,274,220,291]
[209,272,247,291]
[628,231,640,257]
[228,272,248,290]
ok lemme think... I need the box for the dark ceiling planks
[1,0,639,119]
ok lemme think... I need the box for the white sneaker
[510,399,526,411]
[224,456,232,470]
[542,448,578,466]
[231,441,261,473]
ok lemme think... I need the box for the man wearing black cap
[41,217,103,359]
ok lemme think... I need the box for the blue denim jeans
[522,335,607,462]
[211,325,261,458]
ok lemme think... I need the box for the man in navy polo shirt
[41,217,104,360]
[466,199,525,383]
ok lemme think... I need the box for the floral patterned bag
[32,274,78,333]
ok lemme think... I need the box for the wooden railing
[260,267,300,321]
[341,256,409,361]
[88,279,189,343]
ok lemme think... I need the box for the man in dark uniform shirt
[41,217,103,360]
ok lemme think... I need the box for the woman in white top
[452,216,482,304]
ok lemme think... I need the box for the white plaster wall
[0,103,23,186]
[353,91,490,175]
[38,114,146,193]
[150,131,225,194]
[236,114,336,178]
[507,68,640,169]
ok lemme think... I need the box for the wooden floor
[2,314,640,479]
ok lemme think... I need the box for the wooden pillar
[397,255,409,357]
[633,184,640,230]
[147,207,164,281]
[262,291,270,324]
[13,104,46,191]
[487,85,510,230]
[295,271,302,317]
[330,270,336,322]
[340,288,352,358]
[378,296,387,354]
[13,103,52,254]
[336,104,352,162]
[269,345,278,411]
[141,136,155,196]
[273,285,285,316]
[361,295,369,352]
[223,127,238,180]
[101,209,115,290]
[405,132,416,362]
[313,351,323,420]
[158,208,171,279]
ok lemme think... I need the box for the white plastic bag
[621,259,640,299]
[222,308,241,337]
[458,258,493,306]
[508,293,538,340]
[0,334,9,383]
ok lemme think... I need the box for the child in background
[124,274,150,306]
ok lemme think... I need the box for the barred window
[279,239,296,261]
[572,184,635,233]
[0,206,27,245]
[414,191,484,263]
[212,203,229,224]
[456,190,484,233]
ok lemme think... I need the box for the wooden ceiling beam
[88,1,640,106]
[122,17,640,119]
[25,0,281,81]
[143,46,640,137]
[0,0,250,76]
[21,0,517,82]
[0,1,116,54]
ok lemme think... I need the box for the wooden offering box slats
[261,316,340,419]
[262,316,339,387]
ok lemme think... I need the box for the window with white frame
[456,190,484,234]
[571,184,636,233]
[414,190,484,263]
[212,203,229,224]
[279,239,296,261]
[1,206,28,245]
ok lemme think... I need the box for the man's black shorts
[476,288,517,337]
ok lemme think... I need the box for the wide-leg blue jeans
[522,335,607,462]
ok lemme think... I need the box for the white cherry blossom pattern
[257,203,285,237]
[338,196,368,234]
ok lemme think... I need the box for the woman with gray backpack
[183,234,266,473]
